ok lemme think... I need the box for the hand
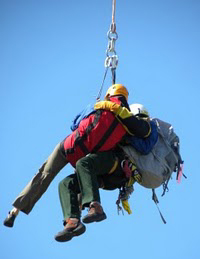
[95,101,133,120]
[94,101,121,114]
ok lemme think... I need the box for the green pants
[13,143,68,214]
[76,151,117,207]
[58,174,81,219]
[58,151,126,220]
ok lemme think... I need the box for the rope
[96,67,108,101]
[97,0,119,100]
[112,0,116,25]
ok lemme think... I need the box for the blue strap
[70,103,96,131]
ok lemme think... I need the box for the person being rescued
[4,84,151,228]
[54,103,158,242]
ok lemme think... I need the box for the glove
[94,101,121,114]
[94,101,133,119]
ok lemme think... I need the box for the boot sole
[82,213,107,224]
[55,224,86,242]
[3,214,16,228]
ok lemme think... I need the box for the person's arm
[94,101,151,137]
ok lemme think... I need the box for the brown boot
[54,218,86,242]
[82,201,107,224]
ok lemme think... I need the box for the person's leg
[55,174,86,242]
[58,174,81,220]
[4,143,68,227]
[75,151,117,223]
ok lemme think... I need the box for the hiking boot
[3,211,17,228]
[54,218,86,242]
[82,201,107,224]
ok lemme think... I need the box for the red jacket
[62,109,125,167]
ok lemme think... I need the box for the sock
[10,208,19,216]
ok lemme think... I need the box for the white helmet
[130,103,149,117]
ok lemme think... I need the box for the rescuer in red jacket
[4,84,151,228]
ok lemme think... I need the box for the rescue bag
[122,118,184,189]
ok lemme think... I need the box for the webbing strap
[152,189,167,224]
[92,118,119,153]
[111,68,116,84]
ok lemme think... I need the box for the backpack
[121,118,184,190]
[121,118,184,223]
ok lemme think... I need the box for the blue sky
[1,0,200,258]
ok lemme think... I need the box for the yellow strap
[126,176,135,187]
[108,159,118,174]
[122,200,132,214]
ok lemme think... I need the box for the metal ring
[106,49,117,57]
[107,30,118,41]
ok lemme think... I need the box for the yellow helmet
[104,84,129,101]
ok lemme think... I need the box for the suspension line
[112,0,116,25]
[97,0,119,100]
[105,0,118,85]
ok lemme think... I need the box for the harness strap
[92,117,119,153]
[75,130,90,154]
